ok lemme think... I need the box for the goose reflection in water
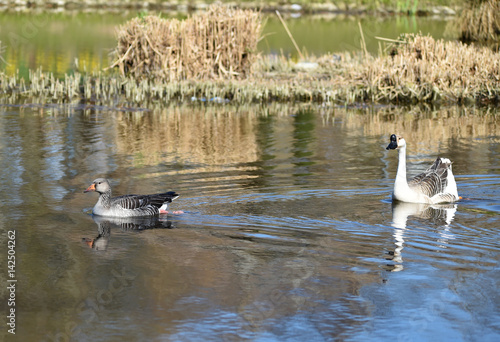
[82,215,173,251]
[387,201,457,272]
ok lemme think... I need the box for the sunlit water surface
[0,103,499,341]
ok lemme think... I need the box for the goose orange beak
[82,238,95,248]
[84,183,95,193]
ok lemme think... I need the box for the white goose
[386,134,459,204]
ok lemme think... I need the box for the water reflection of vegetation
[0,12,136,78]
[35,104,496,174]
[292,109,316,178]
[261,15,449,57]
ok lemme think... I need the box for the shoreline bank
[0,0,459,17]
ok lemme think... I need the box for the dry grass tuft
[110,5,262,81]
[358,33,500,103]
[458,0,500,41]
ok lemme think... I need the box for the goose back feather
[408,157,449,197]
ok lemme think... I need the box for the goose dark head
[386,134,405,150]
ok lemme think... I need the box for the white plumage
[386,134,459,204]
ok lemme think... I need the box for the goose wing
[408,157,449,197]
[112,192,179,210]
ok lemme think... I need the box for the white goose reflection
[82,215,173,251]
[388,201,457,272]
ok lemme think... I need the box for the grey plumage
[408,157,450,198]
[84,178,179,217]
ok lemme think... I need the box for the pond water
[0,12,452,78]
[0,103,499,341]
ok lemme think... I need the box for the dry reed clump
[359,33,500,103]
[110,5,262,81]
[458,0,500,41]
[3,34,500,105]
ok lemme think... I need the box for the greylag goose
[84,178,179,217]
[386,134,459,204]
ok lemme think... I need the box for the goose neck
[396,145,407,183]
[98,190,112,209]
